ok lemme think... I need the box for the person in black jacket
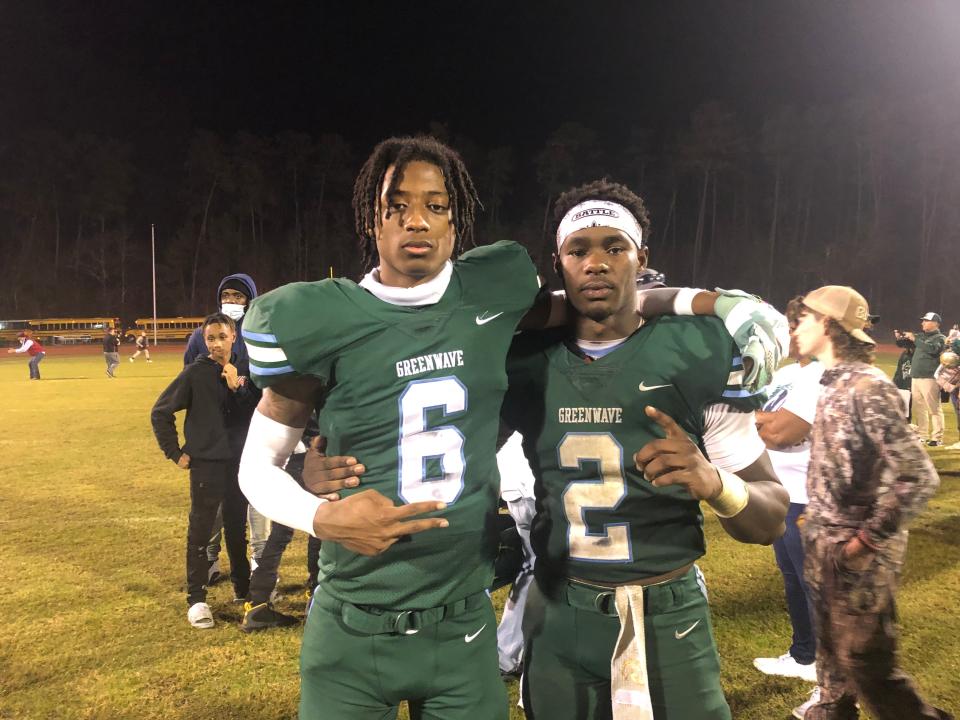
[151,312,259,629]
[892,329,916,421]
[184,273,264,582]
[103,327,121,378]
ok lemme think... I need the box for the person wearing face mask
[184,274,258,366]
[183,274,265,584]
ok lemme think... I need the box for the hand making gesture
[633,406,723,501]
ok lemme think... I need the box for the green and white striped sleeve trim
[241,329,296,379]
[708,351,768,412]
[721,353,766,400]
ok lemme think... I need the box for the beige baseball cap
[802,285,876,345]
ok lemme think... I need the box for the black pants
[247,453,322,604]
[186,458,249,605]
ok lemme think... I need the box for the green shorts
[300,586,507,720]
[521,566,730,720]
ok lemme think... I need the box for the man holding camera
[902,312,946,447]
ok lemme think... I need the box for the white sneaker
[753,652,817,682]
[128,357,134,362]
[792,686,821,719]
[187,602,214,629]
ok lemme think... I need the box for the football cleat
[241,602,298,632]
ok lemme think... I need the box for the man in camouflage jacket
[792,285,950,720]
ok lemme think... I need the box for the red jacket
[19,338,44,356]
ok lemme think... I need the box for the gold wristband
[707,468,750,518]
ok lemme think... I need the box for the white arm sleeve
[15,339,33,353]
[701,403,766,473]
[672,288,707,316]
[239,409,325,536]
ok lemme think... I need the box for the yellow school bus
[126,317,205,342]
[28,317,121,344]
[0,319,33,347]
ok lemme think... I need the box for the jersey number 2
[559,432,631,562]
[398,377,467,504]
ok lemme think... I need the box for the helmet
[636,268,666,289]
[941,350,959,368]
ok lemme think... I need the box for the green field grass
[1,350,958,719]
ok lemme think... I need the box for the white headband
[556,200,645,252]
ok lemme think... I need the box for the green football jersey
[243,241,540,609]
[502,316,764,589]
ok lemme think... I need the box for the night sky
[3,1,960,323]
[5,0,960,153]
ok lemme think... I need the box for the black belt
[563,562,694,617]
[312,586,488,635]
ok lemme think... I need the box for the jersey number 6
[398,377,467,505]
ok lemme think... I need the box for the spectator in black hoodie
[151,313,259,629]
[103,327,121,378]
[184,273,264,582]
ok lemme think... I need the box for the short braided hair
[352,136,481,273]
[202,312,236,332]
[552,179,651,244]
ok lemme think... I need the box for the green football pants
[300,587,508,720]
[522,567,731,720]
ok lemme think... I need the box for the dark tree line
[2,90,959,330]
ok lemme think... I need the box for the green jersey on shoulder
[242,241,539,609]
[502,315,764,590]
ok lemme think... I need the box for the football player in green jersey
[239,137,786,720]
[500,180,789,720]
[240,136,542,720]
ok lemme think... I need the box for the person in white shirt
[494,431,537,679]
[752,297,824,700]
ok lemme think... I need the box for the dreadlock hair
[552,179,651,244]
[352,136,481,274]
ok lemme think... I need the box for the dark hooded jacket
[182,273,260,449]
[184,273,258,366]
[152,353,260,461]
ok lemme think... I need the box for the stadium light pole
[151,224,158,347]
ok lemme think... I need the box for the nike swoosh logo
[638,382,671,392]
[464,623,487,642]
[475,312,504,325]
[674,620,700,639]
